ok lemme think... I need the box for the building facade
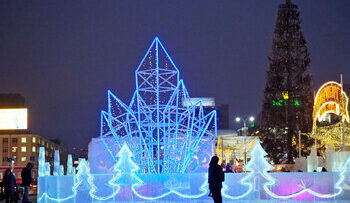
[0,133,67,182]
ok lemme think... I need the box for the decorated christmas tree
[260,0,314,164]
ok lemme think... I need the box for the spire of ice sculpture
[53,150,60,176]
[67,154,73,175]
[38,147,45,177]
[45,162,51,176]
[59,165,64,176]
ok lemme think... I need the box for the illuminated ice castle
[100,37,217,174]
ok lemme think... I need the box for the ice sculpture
[72,166,76,175]
[100,37,217,174]
[37,147,350,202]
[307,145,319,172]
[38,147,45,176]
[53,150,60,176]
[67,154,73,175]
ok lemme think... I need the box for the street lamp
[235,116,254,165]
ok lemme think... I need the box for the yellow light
[313,81,349,123]
[0,108,28,130]
[282,91,289,100]
[309,81,350,148]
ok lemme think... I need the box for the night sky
[1,0,350,150]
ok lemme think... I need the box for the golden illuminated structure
[215,130,258,165]
[311,80,350,149]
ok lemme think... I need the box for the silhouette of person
[21,162,33,203]
[208,156,224,203]
[2,169,18,203]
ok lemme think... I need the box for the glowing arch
[313,81,349,125]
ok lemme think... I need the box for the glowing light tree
[71,159,118,201]
[244,140,275,191]
[109,142,142,200]
[72,159,93,202]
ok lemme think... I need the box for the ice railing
[37,142,350,202]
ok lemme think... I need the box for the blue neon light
[100,37,217,174]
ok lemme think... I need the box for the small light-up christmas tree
[71,158,118,201]
[72,159,92,202]
[244,140,275,190]
[109,142,142,200]
[221,140,272,200]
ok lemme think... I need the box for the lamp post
[235,116,255,165]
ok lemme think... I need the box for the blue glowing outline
[131,173,208,200]
[221,175,253,200]
[100,37,217,173]
[76,159,120,201]
[38,159,120,202]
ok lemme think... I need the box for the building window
[21,157,26,162]
[21,147,26,152]
[32,147,36,153]
[38,139,41,144]
[12,138,17,143]
[3,148,7,153]
[2,157,7,162]
[11,147,17,153]
[32,137,36,143]
[3,138,8,143]
[21,137,26,143]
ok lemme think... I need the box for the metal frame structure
[100,37,217,174]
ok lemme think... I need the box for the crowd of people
[1,162,33,203]
[219,162,244,173]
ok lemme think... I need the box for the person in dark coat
[208,156,224,203]
[21,163,33,203]
[2,169,18,203]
